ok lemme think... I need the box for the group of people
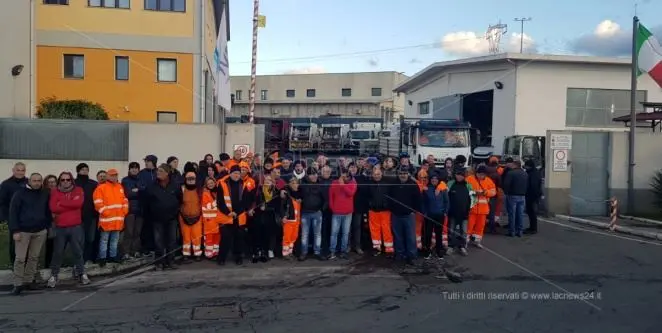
[0,149,542,296]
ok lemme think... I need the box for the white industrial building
[230,71,408,123]
[394,53,662,152]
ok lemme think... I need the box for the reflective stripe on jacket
[93,182,128,231]
[466,175,497,215]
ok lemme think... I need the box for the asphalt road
[1,217,661,332]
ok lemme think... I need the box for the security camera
[11,65,24,77]
[494,81,504,90]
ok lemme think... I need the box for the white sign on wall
[550,133,572,149]
[233,144,250,158]
[553,149,568,172]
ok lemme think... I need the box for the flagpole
[627,16,639,214]
[249,0,259,124]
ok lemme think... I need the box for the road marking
[540,217,662,246]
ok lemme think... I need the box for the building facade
[229,71,408,123]
[0,0,229,123]
[395,53,662,151]
[0,0,33,119]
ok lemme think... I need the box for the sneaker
[47,276,57,288]
[459,248,468,256]
[355,248,364,255]
[10,286,23,296]
[424,252,433,260]
[80,274,91,285]
[123,254,131,260]
[315,254,326,261]
[268,250,275,259]
[446,248,454,255]
[298,255,307,262]
[373,250,382,257]
[134,252,143,258]
[327,254,337,260]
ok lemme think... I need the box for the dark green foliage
[36,97,109,120]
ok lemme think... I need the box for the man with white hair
[0,162,28,265]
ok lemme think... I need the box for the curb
[555,214,662,241]
[0,258,151,289]
[620,215,662,226]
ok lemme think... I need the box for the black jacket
[525,167,543,199]
[367,178,391,212]
[388,178,421,216]
[142,180,183,222]
[0,176,28,222]
[352,174,370,214]
[503,168,529,196]
[74,175,99,222]
[300,179,325,212]
[448,180,471,220]
[281,189,301,221]
[8,186,52,233]
[255,185,282,221]
[121,175,141,215]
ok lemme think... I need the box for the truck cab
[502,135,546,170]
[320,124,343,151]
[399,119,472,167]
[289,123,314,152]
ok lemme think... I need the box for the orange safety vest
[284,198,301,223]
[201,189,224,233]
[242,176,256,192]
[93,182,128,231]
[218,178,247,226]
[466,175,497,215]
[435,181,448,193]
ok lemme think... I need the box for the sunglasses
[60,178,72,182]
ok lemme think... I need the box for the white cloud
[568,19,662,57]
[283,66,326,74]
[440,31,537,57]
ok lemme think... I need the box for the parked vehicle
[288,123,317,152]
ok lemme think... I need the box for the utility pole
[514,17,532,53]
[249,0,260,124]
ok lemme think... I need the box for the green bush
[36,97,109,120]
[651,169,662,213]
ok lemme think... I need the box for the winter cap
[219,153,231,161]
[107,168,119,176]
[128,162,140,169]
[144,155,158,164]
[166,156,178,164]
[239,161,250,170]
[229,165,241,174]
[476,165,488,174]
[366,157,378,166]
[76,163,89,173]
[453,166,467,175]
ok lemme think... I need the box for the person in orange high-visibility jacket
[93,168,128,264]
[280,177,301,258]
[414,170,428,250]
[239,162,256,192]
[201,177,222,258]
[179,172,203,260]
[216,165,249,265]
[466,165,497,247]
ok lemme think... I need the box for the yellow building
[34,0,229,123]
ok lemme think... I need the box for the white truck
[379,119,472,167]
[288,122,316,152]
[347,122,381,153]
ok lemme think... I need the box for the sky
[227,0,662,77]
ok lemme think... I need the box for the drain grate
[191,304,242,320]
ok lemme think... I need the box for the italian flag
[636,23,662,87]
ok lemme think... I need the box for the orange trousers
[494,189,504,221]
[468,214,487,242]
[415,214,424,249]
[282,221,300,256]
[441,216,449,248]
[203,220,220,258]
[179,219,203,257]
[368,211,393,253]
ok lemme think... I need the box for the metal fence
[0,119,129,161]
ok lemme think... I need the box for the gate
[570,132,609,216]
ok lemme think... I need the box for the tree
[36,97,109,120]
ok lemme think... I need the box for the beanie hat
[76,163,89,173]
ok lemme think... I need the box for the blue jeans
[301,211,323,256]
[98,230,120,260]
[391,213,417,260]
[507,195,526,235]
[330,214,352,254]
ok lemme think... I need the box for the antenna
[486,21,508,54]
[514,17,533,53]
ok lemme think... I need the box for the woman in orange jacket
[201,177,222,259]
[466,165,497,248]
